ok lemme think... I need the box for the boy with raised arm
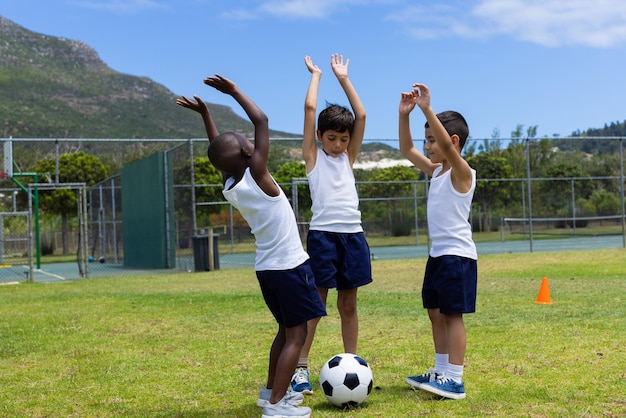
[398,83,477,400]
[291,54,373,394]
[177,74,325,418]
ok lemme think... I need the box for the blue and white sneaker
[290,367,313,395]
[405,368,443,389]
[420,376,466,400]
[261,398,311,418]
[257,386,304,408]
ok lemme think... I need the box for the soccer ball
[319,353,373,408]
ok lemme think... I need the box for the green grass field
[1,249,625,417]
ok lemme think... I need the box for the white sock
[297,358,308,368]
[434,353,449,374]
[447,363,464,383]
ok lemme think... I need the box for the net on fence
[503,215,624,238]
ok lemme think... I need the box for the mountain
[0,16,407,173]
[0,16,294,139]
[557,120,626,155]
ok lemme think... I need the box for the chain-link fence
[0,209,31,282]
[1,137,625,282]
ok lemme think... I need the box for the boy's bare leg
[444,314,466,367]
[428,308,449,355]
[299,287,328,360]
[299,317,320,359]
[266,326,286,390]
[268,323,307,404]
[337,288,358,354]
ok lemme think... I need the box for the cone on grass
[535,277,552,304]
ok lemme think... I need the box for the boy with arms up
[291,54,373,394]
[398,83,477,400]
[177,74,325,418]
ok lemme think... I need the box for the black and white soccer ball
[319,353,373,408]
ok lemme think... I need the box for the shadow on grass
[305,382,446,414]
[132,405,262,418]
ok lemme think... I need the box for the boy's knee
[337,301,357,317]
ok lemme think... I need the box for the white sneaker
[261,398,311,418]
[257,386,304,408]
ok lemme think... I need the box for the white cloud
[386,4,480,40]
[224,0,378,20]
[220,0,626,47]
[474,0,626,47]
[259,0,343,18]
[74,0,166,13]
[388,0,626,48]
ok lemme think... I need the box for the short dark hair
[317,104,354,136]
[425,111,469,149]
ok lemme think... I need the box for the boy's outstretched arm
[398,91,436,176]
[204,74,278,196]
[176,95,219,141]
[303,55,322,173]
[413,83,473,192]
[331,54,366,166]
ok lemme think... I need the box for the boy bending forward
[177,74,325,418]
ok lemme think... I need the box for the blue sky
[2,0,626,142]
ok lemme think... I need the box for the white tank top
[223,168,309,270]
[307,149,363,233]
[427,166,477,259]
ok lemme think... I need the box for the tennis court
[1,234,622,284]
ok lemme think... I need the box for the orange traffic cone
[535,277,552,304]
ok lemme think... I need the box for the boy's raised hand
[204,74,238,96]
[305,55,322,76]
[412,83,431,110]
[399,91,418,116]
[330,53,349,80]
[176,95,209,114]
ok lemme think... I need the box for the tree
[172,157,223,247]
[35,152,109,254]
[476,128,503,155]
[173,156,224,213]
[536,162,593,217]
[588,189,621,216]
[273,162,310,222]
[580,152,622,194]
[466,152,513,232]
[359,165,419,236]
[504,124,538,178]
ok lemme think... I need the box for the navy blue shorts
[256,261,327,328]
[307,230,373,291]
[422,255,477,314]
